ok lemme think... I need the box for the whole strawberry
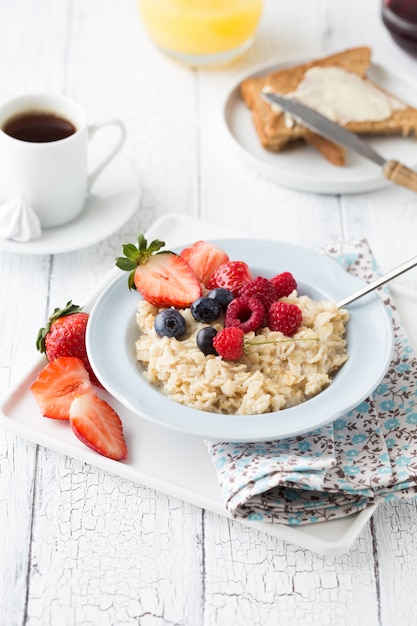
[207,260,252,295]
[36,301,100,386]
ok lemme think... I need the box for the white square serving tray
[2,212,416,557]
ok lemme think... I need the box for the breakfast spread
[241,46,417,165]
[116,236,349,416]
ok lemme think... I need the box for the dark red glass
[382,0,417,54]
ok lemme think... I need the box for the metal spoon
[337,254,417,308]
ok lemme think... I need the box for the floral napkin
[206,240,417,525]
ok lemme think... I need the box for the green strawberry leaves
[36,300,83,353]
[115,235,167,290]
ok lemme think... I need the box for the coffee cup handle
[87,118,127,189]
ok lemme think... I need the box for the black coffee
[2,111,76,143]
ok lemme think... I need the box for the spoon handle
[337,254,417,308]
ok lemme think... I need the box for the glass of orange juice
[137,0,263,67]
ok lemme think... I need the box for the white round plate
[86,239,394,442]
[0,150,141,255]
[223,58,417,194]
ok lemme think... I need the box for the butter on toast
[241,47,417,166]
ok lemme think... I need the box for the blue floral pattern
[206,240,417,525]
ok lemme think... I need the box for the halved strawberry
[30,356,94,420]
[180,240,229,286]
[69,394,128,461]
[116,235,202,308]
[207,260,253,295]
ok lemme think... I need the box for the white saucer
[223,57,417,194]
[0,150,141,255]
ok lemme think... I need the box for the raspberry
[270,272,297,298]
[266,302,302,336]
[239,276,278,310]
[225,295,265,333]
[212,327,245,360]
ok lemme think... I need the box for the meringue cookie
[0,193,42,242]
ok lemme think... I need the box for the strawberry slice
[180,240,229,286]
[133,252,202,308]
[116,234,202,308]
[30,356,94,420]
[69,394,128,461]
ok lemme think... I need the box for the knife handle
[383,160,417,193]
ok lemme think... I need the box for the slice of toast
[241,47,417,166]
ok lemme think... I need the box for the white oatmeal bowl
[86,239,394,442]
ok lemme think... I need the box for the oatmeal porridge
[135,293,349,415]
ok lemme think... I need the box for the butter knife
[262,92,417,193]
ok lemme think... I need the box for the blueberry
[154,308,186,339]
[206,288,235,311]
[196,327,218,355]
[190,296,221,323]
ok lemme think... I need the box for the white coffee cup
[0,93,126,228]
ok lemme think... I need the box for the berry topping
[70,394,128,461]
[212,327,245,360]
[116,234,202,308]
[30,356,95,420]
[196,326,218,355]
[267,302,303,336]
[180,240,229,287]
[239,276,278,310]
[207,260,253,295]
[211,327,318,361]
[225,295,265,333]
[270,272,297,298]
[206,287,235,311]
[190,296,221,323]
[154,308,187,339]
[36,300,100,386]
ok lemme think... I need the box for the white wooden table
[2,0,417,624]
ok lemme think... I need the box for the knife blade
[261,91,417,193]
